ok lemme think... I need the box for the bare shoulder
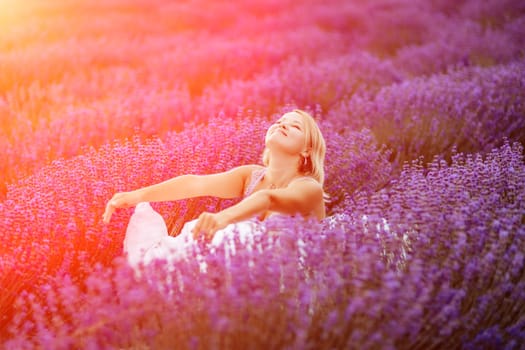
[290,176,322,187]
[288,176,324,199]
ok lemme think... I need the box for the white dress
[123,168,268,268]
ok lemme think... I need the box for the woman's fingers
[102,192,132,224]
[102,201,115,224]
[192,213,207,239]
[192,212,217,240]
[102,198,120,224]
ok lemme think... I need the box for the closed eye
[275,119,302,130]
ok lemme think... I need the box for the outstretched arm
[135,165,253,201]
[192,178,323,239]
[102,165,255,223]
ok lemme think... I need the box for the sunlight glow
[0,0,27,28]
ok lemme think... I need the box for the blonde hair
[262,109,327,186]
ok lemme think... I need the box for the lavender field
[1,0,524,348]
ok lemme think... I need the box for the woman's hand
[102,191,142,224]
[191,211,230,241]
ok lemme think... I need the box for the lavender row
[327,59,525,168]
[393,15,525,76]
[343,140,525,348]
[4,141,523,348]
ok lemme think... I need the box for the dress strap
[243,167,266,198]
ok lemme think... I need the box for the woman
[103,109,326,265]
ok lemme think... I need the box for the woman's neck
[265,155,301,188]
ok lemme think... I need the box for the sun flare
[0,0,28,27]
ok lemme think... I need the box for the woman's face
[265,112,307,155]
